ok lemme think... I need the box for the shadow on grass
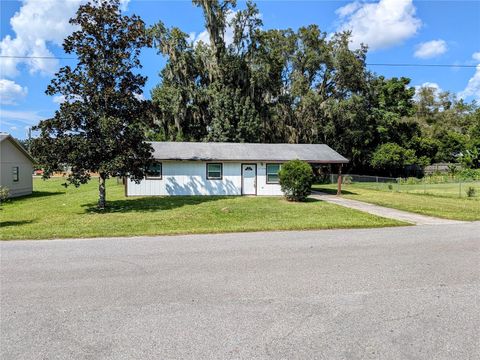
[304,198,321,203]
[0,220,34,227]
[312,187,358,195]
[280,197,322,203]
[9,191,65,201]
[82,195,235,213]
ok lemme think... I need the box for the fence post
[336,164,343,196]
[459,179,462,198]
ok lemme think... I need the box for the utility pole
[27,127,32,152]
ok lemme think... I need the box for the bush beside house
[279,160,314,202]
[0,186,10,204]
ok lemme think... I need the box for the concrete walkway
[311,191,464,225]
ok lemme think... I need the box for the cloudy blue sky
[1,0,479,139]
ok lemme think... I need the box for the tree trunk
[98,172,106,209]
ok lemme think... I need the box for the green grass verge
[349,181,480,199]
[313,184,480,221]
[1,178,405,240]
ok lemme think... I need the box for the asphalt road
[1,223,479,360]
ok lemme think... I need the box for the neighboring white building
[126,142,348,196]
[0,133,34,198]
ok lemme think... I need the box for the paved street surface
[1,223,479,359]
[311,192,464,225]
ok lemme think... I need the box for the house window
[12,166,19,182]
[146,162,162,179]
[206,163,222,180]
[266,163,281,184]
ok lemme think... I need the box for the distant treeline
[147,0,479,176]
[30,0,480,195]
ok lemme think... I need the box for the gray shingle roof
[149,142,348,163]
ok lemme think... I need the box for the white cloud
[0,0,83,78]
[414,82,442,99]
[0,0,130,78]
[414,40,447,59]
[335,0,422,51]
[194,30,211,46]
[53,95,67,104]
[335,1,362,18]
[133,92,145,101]
[0,109,43,125]
[119,0,130,11]
[459,53,480,100]
[193,10,236,47]
[52,94,83,104]
[0,79,28,105]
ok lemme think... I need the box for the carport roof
[149,142,348,163]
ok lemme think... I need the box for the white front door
[242,164,256,195]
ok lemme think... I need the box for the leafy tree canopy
[148,0,480,176]
[32,0,153,209]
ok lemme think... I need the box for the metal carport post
[337,163,342,196]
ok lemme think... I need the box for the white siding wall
[127,161,241,196]
[256,163,283,196]
[0,140,33,197]
[126,161,284,196]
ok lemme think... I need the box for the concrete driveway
[1,223,479,359]
[311,192,464,225]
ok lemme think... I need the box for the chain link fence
[329,174,480,199]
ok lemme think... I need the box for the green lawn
[349,181,480,199]
[0,178,405,240]
[314,184,480,221]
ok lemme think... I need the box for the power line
[0,55,75,60]
[0,55,478,68]
[366,63,477,68]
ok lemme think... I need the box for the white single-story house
[126,142,348,196]
[0,133,35,198]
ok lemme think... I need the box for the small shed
[126,142,348,196]
[0,133,34,198]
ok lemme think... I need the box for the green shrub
[0,186,10,204]
[278,160,314,202]
[466,187,476,198]
[447,164,459,177]
[399,177,421,185]
[423,175,446,184]
[420,169,480,184]
[342,175,353,184]
[458,169,480,181]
